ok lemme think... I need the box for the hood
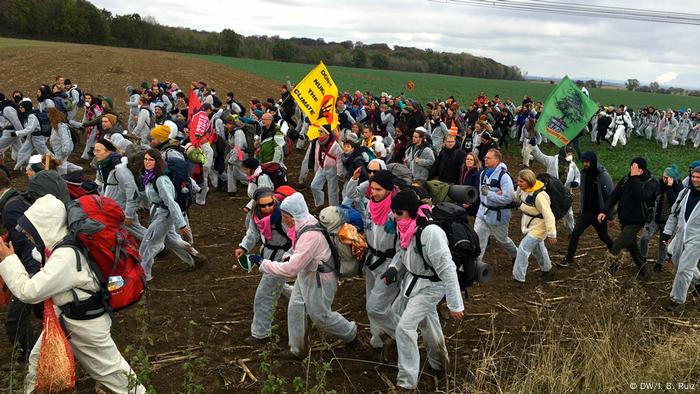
[319,206,342,233]
[17,194,68,251]
[525,180,545,193]
[368,158,387,171]
[581,151,599,171]
[280,192,314,229]
[25,171,70,205]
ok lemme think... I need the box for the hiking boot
[279,349,304,360]
[653,263,663,273]
[191,251,208,269]
[540,270,555,281]
[511,278,525,288]
[557,259,572,268]
[663,299,684,312]
[244,336,269,345]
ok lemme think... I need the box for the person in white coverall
[662,166,700,311]
[382,189,464,390]
[607,106,634,149]
[256,192,358,358]
[357,170,401,350]
[234,188,293,342]
[0,194,145,394]
[301,127,344,207]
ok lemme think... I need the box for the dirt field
[0,43,697,394]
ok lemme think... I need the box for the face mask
[565,155,573,162]
[13,96,22,104]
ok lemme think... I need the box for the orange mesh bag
[35,299,76,393]
[338,223,368,261]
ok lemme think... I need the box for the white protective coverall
[259,193,357,357]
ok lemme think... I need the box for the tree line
[625,79,700,98]
[0,0,524,81]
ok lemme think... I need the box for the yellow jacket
[516,180,557,240]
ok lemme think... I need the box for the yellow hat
[150,125,171,142]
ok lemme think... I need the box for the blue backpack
[154,156,193,212]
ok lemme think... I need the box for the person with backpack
[639,165,682,273]
[0,194,147,394]
[512,169,557,284]
[560,151,614,267]
[35,85,55,113]
[133,96,152,147]
[354,170,402,351]
[46,107,81,175]
[126,86,142,132]
[597,157,659,278]
[382,188,463,390]
[404,127,435,182]
[661,166,700,311]
[93,139,147,240]
[476,132,498,168]
[250,192,358,359]
[63,79,84,130]
[302,126,343,208]
[428,134,466,184]
[79,93,104,160]
[475,148,519,266]
[139,149,201,281]
[224,116,249,195]
[234,187,293,343]
[0,93,23,163]
[14,100,51,171]
[257,112,285,165]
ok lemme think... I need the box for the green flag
[535,76,598,148]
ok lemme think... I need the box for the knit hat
[343,132,360,146]
[370,170,394,191]
[391,189,421,212]
[630,157,647,171]
[150,125,171,142]
[663,165,681,181]
[140,81,149,89]
[96,138,116,152]
[103,114,117,127]
[253,109,264,118]
[689,160,700,169]
[101,97,113,109]
[242,157,259,170]
[253,187,275,200]
[693,166,700,175]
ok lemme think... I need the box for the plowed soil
[0,42,688,393]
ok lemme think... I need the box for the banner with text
[291,61,338,140]
[535,76,598,147]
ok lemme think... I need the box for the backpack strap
[54,240,108,320]
[296,223,340,287]
[412,221,441,280]
[261,219,293,260]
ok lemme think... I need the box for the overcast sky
[91,0,700,88]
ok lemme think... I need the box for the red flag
[188,111,211,148]
[187,88,201,123]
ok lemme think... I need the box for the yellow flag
[290,61,338,140]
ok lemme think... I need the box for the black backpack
[529,173,572,220]
[257,162,288,189]
[415,203,481,290]
[154,155,193,212]
[32,111,51,137]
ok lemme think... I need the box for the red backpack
[63,195,145,311]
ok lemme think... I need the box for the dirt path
[0,42,692,393]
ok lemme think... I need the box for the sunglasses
[392,209,406,216]
[258,201,275,208]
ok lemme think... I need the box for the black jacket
[603,171,658,226]
[654,179,682,224]
[0,189,39,275]
[429,145,466,184]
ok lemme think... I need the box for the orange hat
[449,120,459,134]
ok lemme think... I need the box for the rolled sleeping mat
[476,261,493,283]
[448,185,478,205]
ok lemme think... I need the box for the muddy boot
[605,251,620,274]
[663,299,684,312]
[540,270,555,282]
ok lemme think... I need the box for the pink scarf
[369,195,392,225]
[288,226,297,249]
[253,213,273,241]
[246,167,262,182]
[397,204,432,250]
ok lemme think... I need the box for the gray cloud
[90,0,700,88]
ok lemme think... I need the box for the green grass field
[188,54,700,111]
[0,36,76,48]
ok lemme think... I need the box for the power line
[431,0,700,26]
